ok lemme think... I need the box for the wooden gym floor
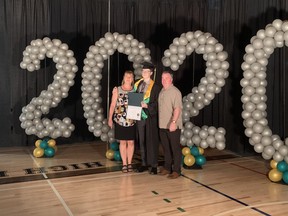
[0,141,287,216]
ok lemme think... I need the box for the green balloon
[44,147,55,157]
[195,155,206,166]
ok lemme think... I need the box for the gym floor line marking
[229,162,267,176]
[29,152,74,216]
[152,189,186,212]
[213,201,288,216]
[182,174,271,216]
[151,190,159,195]
[177,207,186,212]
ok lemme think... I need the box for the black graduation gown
[136,80,161,166]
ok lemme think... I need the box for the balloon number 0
[19,19,288,162]
[241,19,288,163]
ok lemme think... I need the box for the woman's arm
[108,87,118,128]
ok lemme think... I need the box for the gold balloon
[184,154,195,166]
[48,139,56,147]
[106,149,115,160]
[35,139,42,148]
[198,147,204,155]
[270,160,278,169]
[182,147,191,156]
[268,168,283,182]
[33,147,44,158]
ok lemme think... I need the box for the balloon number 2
[19,19,288,162]
[19,38,78,139]
[162,30,229,151]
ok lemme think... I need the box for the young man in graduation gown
[134,61,161,174]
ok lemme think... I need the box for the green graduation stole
[134,79,154,119]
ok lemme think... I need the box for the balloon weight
[182,147,191,156]
[48,139,56,147]
[282,171,288,184]
[44,147,55,157]
[113,150,122,161]
[43,137,50,142]
[276,161,288,172]
[190,146,200,156]
[35,139,42,147]
[198,147,204,155]
[106,149,114,160]
[195,155,206,166]
[40,140,48,149]
[33,147,44,158]
[184,154,195,166]
[268,168,283,182]
[110,141,119,151]
[270,160,278,169]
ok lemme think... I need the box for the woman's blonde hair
[121,70,134,86]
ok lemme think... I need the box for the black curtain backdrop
[0,0,288,156]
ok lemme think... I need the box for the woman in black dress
[108,70,136,173]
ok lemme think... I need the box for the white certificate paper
[127,105,142,120]
[127,92,143,120]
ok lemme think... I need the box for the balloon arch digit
[241,19,288,184]
[81,32,151,143]
[19,38,77,139]
[161,31,229,167]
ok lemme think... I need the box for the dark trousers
[159,128,181,174]
[136,119,159,167]
[136,120,147,166]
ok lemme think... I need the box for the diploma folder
[127,92,143,120]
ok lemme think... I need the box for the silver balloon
[93,129,102,137]
[208,126,217,135]
[184,122,194,129]
[191,135,201,145]
[183,129,193,138]
[63,130,71,138]
[215,132,225,142]
[278,145,288,157]
[199,130,208,139]
[186,138,194,147]
[216,141,225,150]
[262,152,272,160]
[251,133,262,143]
[254,143,264,153]
[264,145,275,156]
[100,133,108,142]
[273,151,284,162]
[180,135,187,146]
[200,140,209,149]
[192,126,201,134]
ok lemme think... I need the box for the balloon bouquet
[105,141,122,162]
[268,159,288,184]
[182,146,206,168]
[33,138,57,158]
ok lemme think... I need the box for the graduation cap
[141,61,155,71]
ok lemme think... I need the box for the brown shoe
[159,169,170,175]
[167,172,180,179]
